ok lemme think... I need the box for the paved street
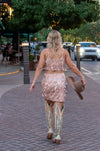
[0,64,100,151]
[71,52,100,84]
[81,60,100,84]
[0,64,21,74]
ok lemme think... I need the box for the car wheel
[97,58,100,61]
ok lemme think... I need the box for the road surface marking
[82,67,100,84]
[81,67,92,74]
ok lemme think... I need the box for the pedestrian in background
[0,48,3,63]
[30,30,86,144]
[2,43,11,62]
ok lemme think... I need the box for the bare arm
[30,50,45,92]
[65,49,86,85]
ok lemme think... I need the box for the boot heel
[52,138,56,143]
[56,139,60,144]
[52,138,61,144]
[47,133,53,139]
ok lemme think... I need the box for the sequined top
[45,49,65,71]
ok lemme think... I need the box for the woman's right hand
[81,77,86,86]
[30,82,35,93]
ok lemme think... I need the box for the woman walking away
[30,30,86,144]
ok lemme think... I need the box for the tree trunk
[12,32,18,50]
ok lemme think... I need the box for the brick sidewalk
[0,73,100,151]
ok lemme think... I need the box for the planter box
[37,55,40,61]
[29,60,37,70]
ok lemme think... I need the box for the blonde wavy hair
[47,30,62,53]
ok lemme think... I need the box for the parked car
[97,45,100,49]
[74,42,100,61]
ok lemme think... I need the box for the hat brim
[68,76,84,100]
[76,91,83,100]
[68,76,76,90]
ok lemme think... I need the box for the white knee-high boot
[53,104,65,144]
[45,101,54,139]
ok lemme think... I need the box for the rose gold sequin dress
[41,49,67,102]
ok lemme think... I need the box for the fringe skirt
[41,73,67,102]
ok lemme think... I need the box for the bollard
[67,43,71,57]
[76,43,81,71]
[22,42,30,84]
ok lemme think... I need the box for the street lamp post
[21,42,30,84]
[76,43,81,71]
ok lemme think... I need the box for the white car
[74,42,100,61]
[97,45,100,49]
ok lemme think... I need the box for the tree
[42,0,79,30]
[2,0,100,33]
[73,0,97,4]
[61,20,100,44]
[76,1,100,23]
[41,0,100,30]
[0,4,9,32]
[9,0,45,33]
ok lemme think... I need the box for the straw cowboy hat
[68,76,85,100]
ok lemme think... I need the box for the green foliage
[29,53,34,61]
[76,1,100,23]
[38,20,100,44]
[10,0,45,33]
[1,0,100,33]
[76,20,100,44]
[38,28,51,41]
[41,0,100,30]
[35,44,40,50]
[73,0,96,4]
[62,20,100,44]
[42,0,77,30]
[0,5,9,32]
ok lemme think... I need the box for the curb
[0,69,21,76]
